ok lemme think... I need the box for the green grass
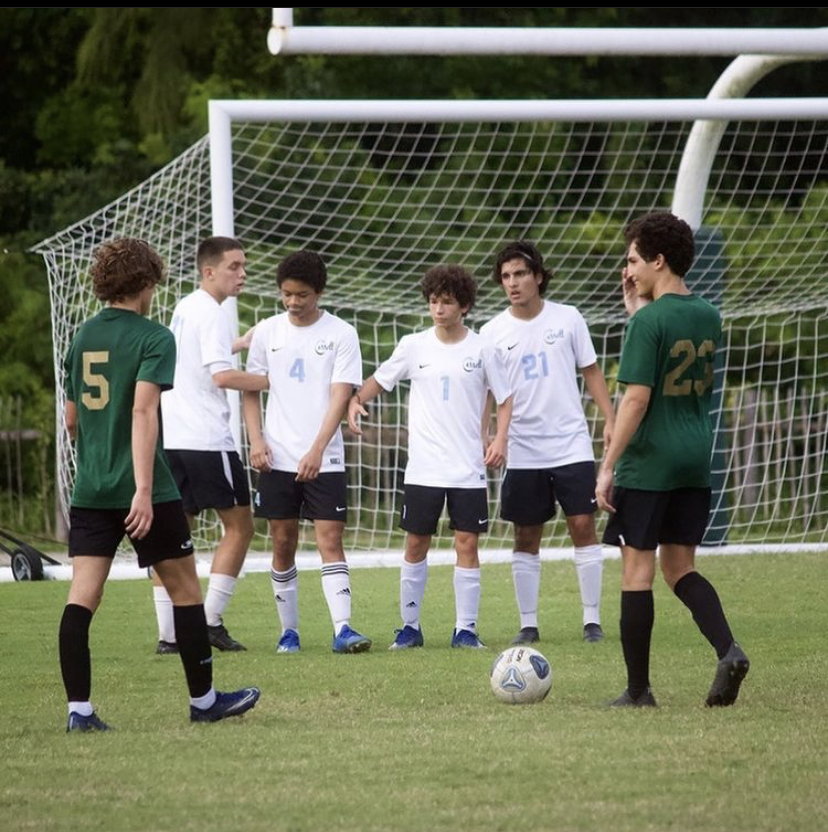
[1,552,826,832]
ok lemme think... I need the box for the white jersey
[480,300,597,468]
[246,310,362,474]
[373,327,511,488]
[161,289,236,452]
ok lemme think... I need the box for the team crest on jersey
[315,339,335,355]
[463,357,483,372]
[544,328,564,345]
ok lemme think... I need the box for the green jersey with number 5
[64,307,180,508]
[615,293,721,490]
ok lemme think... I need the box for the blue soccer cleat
[331,625,372,654]
[67,711,111,732]
[388,625,424,650]
[190,687,261,723]
[276,628,301,654]
[451,628,487,649]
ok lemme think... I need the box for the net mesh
[35,117,828,552]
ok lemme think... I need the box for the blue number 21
[521,352,549,380]
[289,358,305,383]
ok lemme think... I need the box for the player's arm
[581,362,616,451]
[296,382,353,482]
[212,368,270,392]
[242,389,272,472]
[481,390,495,448]
[125,380,162,540]
[65,399,78,441]
[484,394,513,468]
[595,383,651,513]
[232,325,257,354]
[347,376,385,436]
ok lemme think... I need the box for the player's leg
[555,461,605,641]
[659,488,749,706]
[391,485,444,649]
[305,473,371,653]
[501,469,553,644]
[448,488,487,649]
[141,502,259,722]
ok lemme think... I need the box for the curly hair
[624,212,695,278]
[421,265,477,312]
[492,240,553,294]
[90,239,165,303]
[276,250,327,292]
[196,236,244,273]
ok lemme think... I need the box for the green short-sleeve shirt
[64,307,180,508]
[615,294,722,491]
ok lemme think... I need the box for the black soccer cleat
[156,639,179,655]
[511,626,540,645]
[583,623,605,643]
[705,641,750,707]
[208,621,247,652]
[67,711,111,732]
[609,688,657,708]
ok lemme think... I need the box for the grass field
[1,552,826,832]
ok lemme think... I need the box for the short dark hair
[492,240,553,293]
[197,236,244,273]
[421,265,477,312]
[90,238,165,303]
[276,250,327,293]
[623,212,695,278]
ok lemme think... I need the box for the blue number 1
[289,358,305,383]
[522,352,549,381]
[441,376,450,401]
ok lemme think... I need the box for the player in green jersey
[59,238,259,731]
[596,212,749,709]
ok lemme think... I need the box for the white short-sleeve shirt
[373,327,511,488]
[246,310,362,474]
[480,300,597,468]
[161,289,236,452]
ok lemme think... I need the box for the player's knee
[514,525,543,553]
[566,514,597,547]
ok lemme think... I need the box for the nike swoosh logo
[419,363,430,369]
[478,519,487,525]
[507,343,518,350]
[270,347,284,352]
[335,506,346,512]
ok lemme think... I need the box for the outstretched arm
[347,376,385,436]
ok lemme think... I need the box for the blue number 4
[289,358,305,383]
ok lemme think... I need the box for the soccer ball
[490,646,553,705]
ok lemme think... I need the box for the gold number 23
[81,351,110,410]
[663,339,714,397]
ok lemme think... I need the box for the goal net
[36,114,828,553]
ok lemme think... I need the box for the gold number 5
[81,351,110,410]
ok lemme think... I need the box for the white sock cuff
[512,551,541,570]
[454,565,481,578]
[574,544,603,565]
[401,559,428,577]
[153,585,172,602]
[208,573,237,593]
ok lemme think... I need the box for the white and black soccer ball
[490,646,553,704]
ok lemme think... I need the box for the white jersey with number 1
[373,327,511,488]
[246,310,362,474]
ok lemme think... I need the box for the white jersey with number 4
[373,327,511,488]
[161,289,236,452]
[246,310,362,474]
[480,300,597,468]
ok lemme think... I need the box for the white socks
[400,559,428,629]
[574,544,603,626]
[511,551,541,629]
[153,585,176,643]
[453,565,481,632]
[321,562,352,636]
[204,573,237,627]
[270,566,299,633]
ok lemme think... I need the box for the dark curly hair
[90,238,165,303]
[421,265,477,312]
[492,240,553,294]
[277,250,327,293]
[197,236,244,273]
[624,212,695,278]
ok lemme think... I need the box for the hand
[233,325,257,353]
[595,466,615,513]
[125,491,153,539]
[296,446,323,482]
[250,439,273,472]
[483,435,507,468]
[622,267,650,316]
[347,395,368,435]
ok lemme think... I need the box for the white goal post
[36,96,828,554]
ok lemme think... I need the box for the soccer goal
[36,100,828,554]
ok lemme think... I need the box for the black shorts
[68,500,194,569]
[254,470,348,522]
[400,484,489,535]
[500,462,597,526]
[602,487,712,551]
[165,449,250,515]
